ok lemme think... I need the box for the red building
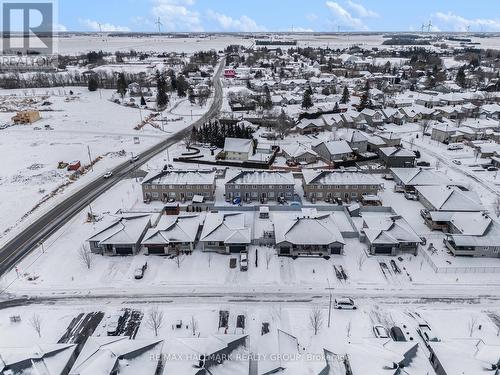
[224,69,236,78]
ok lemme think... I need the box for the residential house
[87,214,153,255]
[416,185,484,212]
[0,344,76,375]
[390,168,453,191]
[312,140,353,162]
[344,130,369,153]
[223,137,254,161]
[427,339,500,375]
[302,170,382,202]
[381,107,404,125]
[431,123,463,143]
[225,170,295,202]
[378,147,416,168]
[361,214,422,255]
[141,214,203,255]
[273,213,345,256]
[295,118,329,135]
[444,216,500,257]
[360,108,383,127]
[199,212,251,253]
[142,169,216,202]
[69,337,163,375]
[281,143,318,164]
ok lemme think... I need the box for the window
[235,184,240,189]
[252,185,257,189]
[152,185,157,190]
[187,192,193,197]
[351,192,357,197]
[152,192,159,198]
[269,192,275,198]
[251,192,258,198]
[285,192,292,197]
[278,185,282,189]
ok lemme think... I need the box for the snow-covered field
[0,87,212,244]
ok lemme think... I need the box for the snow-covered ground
[0,87,212,245]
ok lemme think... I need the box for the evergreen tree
[176,74,189,97]
[340,86,350,104]
[116,72,127,99]
[188,87,196,105]
[301,86,313,110]
[456,66,466,88]
[140,95,146,106]
[262,85,273,110]
[87,75,98,92]
[358,92,369,112]
[333,101,339,112]
[156,73,169,109]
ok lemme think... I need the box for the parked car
[106,314,122,336]
[452,159,462,165]
[373,325,390,338]
[487,166,498,171]
[130,155,140,163]
[240,251,248,271]
[447,144,463,151]
[404,191,418,201]
[134,262,147,279]
[416,161,430,167]
[334,298,357,310]
[103,171,113,179]
[382,174,394,180]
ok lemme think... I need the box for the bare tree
[78,245,94,270]
[175,253,185,269]
[309,306,324,335]
[146,306,164,337]
[265,251,273,270]
[419,119,432,135]
[357,253,367,271]
[183,133,194,150]
[191,316,198,336]
[30,314,42,338]
[346,320,352,337]
[467,315,479,337]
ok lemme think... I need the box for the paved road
[0,59,225,276]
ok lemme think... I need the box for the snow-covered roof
[390,168,453,186]
[303,170,381,186]
[416,185,484,212]
[227,170,294,185]
[428,211,491,236]
[448,218,500,247]
[143,169,216,185]
[312,139,353,156]
[200,212,251,244]
[87,214,152,246]
[274,212,344,246]
[223,137,253,153]
[0,344,76,375]
[141,214,203,245]
[281,143,318,158]
[296,117,327,130]
[379,146,416,158]
[363,214,421,245]
[428,339,500,375]
[69,337,163,375]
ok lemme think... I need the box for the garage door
[330,247,342,255]
[229,245,246,253]
[147,246,165,255]
[115,246,133,255]
[373,246,392,255]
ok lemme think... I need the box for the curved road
[0,59,225,276]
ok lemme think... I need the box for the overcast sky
[55,0,500,33]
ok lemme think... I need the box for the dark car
[391,326,406,341]
[416,161,430,167]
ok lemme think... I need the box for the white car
[103,171,113,179]
[334,298,357,310]
[373,325,389,338]
[240,251,248,271]
[106,314,121,336]
[452,159,462,165]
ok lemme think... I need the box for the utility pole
[327,278,333,328]
[87,145,94,171]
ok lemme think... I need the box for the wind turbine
[155,17,163,33]
[425,20,432,32]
